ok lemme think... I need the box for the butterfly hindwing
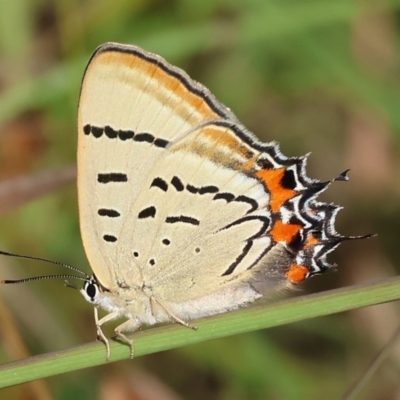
[114,121,279,314]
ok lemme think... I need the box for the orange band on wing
[255,168,296,213]
[201,127,255,159]
[286,264,309,283]
[97,51,218,122]
[270,220,301,243]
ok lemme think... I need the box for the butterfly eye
[83,279,98,302]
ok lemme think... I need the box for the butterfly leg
[94,307,120,361]
[152,296,197,330]
[114,318,141,359]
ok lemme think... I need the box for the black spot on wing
[154,138,169,148]
[83,124,91,135]
[104,125,118,138]
[97,173,128,183]
[171,176,184,191]
[198,185,219,195]
[92,126,103,138]
[103,234,117,243]
[138,206,156,219]
[151,177,168,192]
[83,124,169,147]
[186,184,199,194]
[213,192,235,202]
[165,215,200,226]
[186,184,219,195]
[98,209,120,218]
[119,130,135,140]
[281,169,297,190]
[134,133,154,143]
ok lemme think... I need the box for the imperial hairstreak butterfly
[2,42,369,360]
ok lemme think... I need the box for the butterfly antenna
[0,250,90,283]
[2,274,88,285]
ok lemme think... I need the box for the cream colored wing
[79,42,349,318]
[115,110,343,319]
[77,43,237,290]
[118,121,276,305]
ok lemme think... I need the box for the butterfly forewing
[77,43,236,289]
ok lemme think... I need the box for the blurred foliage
[0,0,399,399]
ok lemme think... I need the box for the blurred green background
[0,0,399,399]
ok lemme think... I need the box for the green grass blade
[0,275,399,388]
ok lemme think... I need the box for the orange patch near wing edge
[270,220,301,243]
[255,168,296,213]
[286,264,310,283]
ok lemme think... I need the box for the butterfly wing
[116,120,297,318]
[78,43,347,321]
[77,43,237,289]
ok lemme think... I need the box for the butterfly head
[81,275,101,304]
[79,274,128,316]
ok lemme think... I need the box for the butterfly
[2,42,369,360]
